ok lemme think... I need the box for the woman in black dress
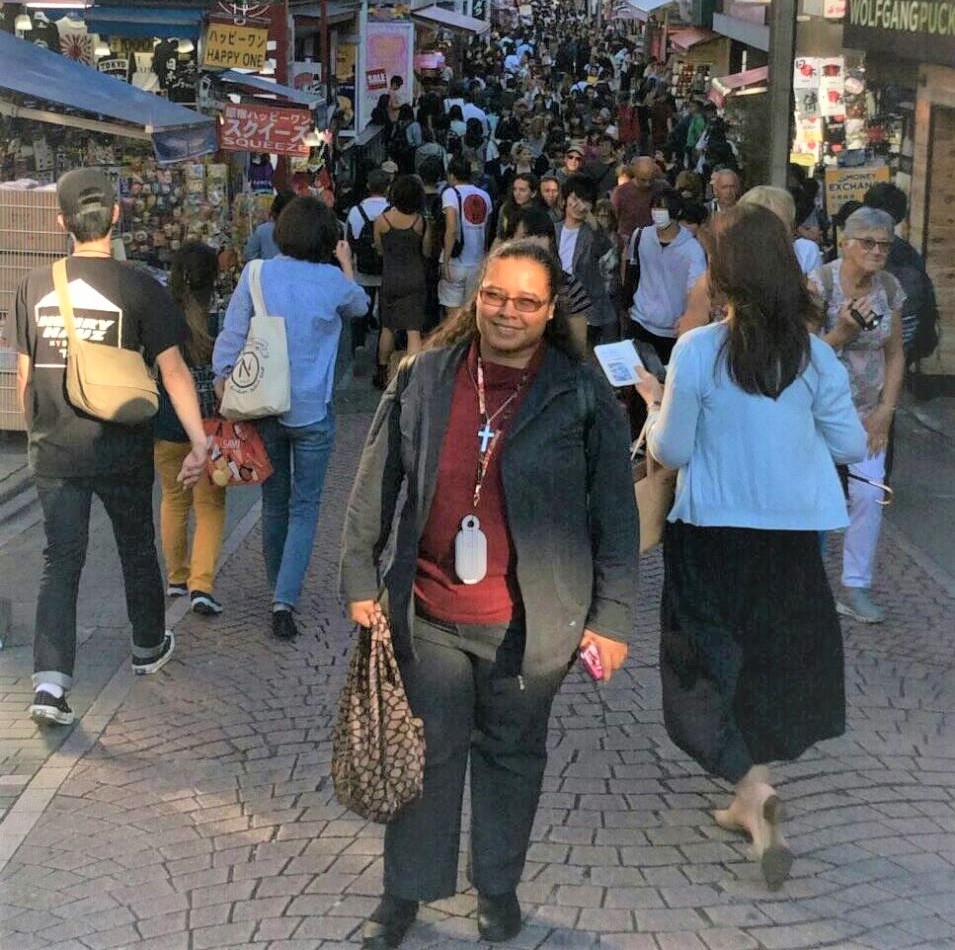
[373,175,429,381]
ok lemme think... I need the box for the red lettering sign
[219,103,313,156]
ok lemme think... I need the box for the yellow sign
[202,21,268,70]
[824,165,891,214]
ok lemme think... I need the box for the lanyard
[472,356,527,509]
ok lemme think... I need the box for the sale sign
[219,103,313,156]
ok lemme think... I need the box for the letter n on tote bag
[220,259,291,420]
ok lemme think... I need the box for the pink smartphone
[579,643,603,681]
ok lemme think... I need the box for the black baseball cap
[57,168,116,218]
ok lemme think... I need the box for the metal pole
[767,0,797,188]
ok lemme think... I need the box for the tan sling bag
[52,257,159,425]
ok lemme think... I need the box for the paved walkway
[1,411,954,950]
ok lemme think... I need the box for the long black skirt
[660,521,845,784]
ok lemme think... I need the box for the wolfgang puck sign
[843,0,955,64]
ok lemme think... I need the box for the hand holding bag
[220,259,291,421]
[632,419,677,554]
[331,608,425,823]
[52,258,159,425]
[204,418,273,487]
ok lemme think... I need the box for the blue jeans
[258,411,335,609]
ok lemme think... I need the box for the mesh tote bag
[332,610,425,823]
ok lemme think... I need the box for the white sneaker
[836,588,885,624]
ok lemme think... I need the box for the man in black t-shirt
[15,169,207,727]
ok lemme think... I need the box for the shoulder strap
[248,259,267,319]
[819,261,835,300]
[52,258,80,349]
[357,203,371,227]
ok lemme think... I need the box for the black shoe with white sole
[166,583,188,598]
[132,631,175,675]
[191,591,223,615]
[30,691,74,726]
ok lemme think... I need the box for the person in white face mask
[622,189,707,367]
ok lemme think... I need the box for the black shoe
[477,891,522,943]
[362,895,418,949]
[29,691,74,726]
[132,631,175,675]
[191,590,223,615]
[271,609,298,639]
[166,582,188,598]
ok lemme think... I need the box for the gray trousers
[384,617,566,901]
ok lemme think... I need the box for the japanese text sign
[219,103,313,156]
[202,18,269,70]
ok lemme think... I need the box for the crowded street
[2,0,955,947]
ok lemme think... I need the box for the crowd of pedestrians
[9,5,941,950]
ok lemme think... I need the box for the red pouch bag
[204,418,273,487]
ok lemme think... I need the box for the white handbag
[220,260,291,421]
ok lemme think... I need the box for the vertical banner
[357,20,414,133]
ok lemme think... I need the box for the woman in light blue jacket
[635,204,866,891]
[215,197,369,640]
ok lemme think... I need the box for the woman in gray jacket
[340,240,638,949]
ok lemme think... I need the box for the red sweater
[414,342,544,624]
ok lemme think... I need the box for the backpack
[888,258,940,361]
[350,204,382,276]
[442,186,465,259]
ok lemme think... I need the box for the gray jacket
[555,222,615,327]
[339,341,638,676]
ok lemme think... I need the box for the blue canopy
[85,6,205,40]
[0,31,216,163]
[215,70,322,108]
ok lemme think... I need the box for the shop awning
[669,27,720,51]
[213,70,322,107]
[84,6,205,40]
[621,0,675,14]
[0,32,216,163]
[411,6,491,35]
[707,66,768,107]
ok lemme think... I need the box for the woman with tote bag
[214,197,369,640]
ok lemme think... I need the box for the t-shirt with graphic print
[441,183,491,267]
[15,257,187,477]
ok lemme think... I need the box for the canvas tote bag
[632,420,677,554]
[52,258,159,425]
[220,259,291,420]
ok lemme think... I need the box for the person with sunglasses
[341,239,637,949]
[809,206,906,624]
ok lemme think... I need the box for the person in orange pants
[154,243,226,615]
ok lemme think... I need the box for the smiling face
[476,256,555,367]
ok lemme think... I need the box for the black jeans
[33,466,166,691]
[383,618,567,901]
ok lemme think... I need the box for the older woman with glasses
[341,239,637,948]
[809,206,905,624]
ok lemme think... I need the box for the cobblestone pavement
[1,410,954,950]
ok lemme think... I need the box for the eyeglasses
[852,237,892,253]
[479,287,548,313]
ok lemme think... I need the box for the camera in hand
[849,307,882,331]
